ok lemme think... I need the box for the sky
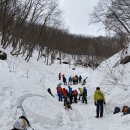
[58,0,106,36]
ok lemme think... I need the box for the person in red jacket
[72,90,78,103]
[62,88,68,96]
[57,86,63,101]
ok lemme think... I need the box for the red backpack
[122,106,129,113]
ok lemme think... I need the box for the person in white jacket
[12,116,30,130]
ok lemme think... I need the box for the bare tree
[90,0,130,45]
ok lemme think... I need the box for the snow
[0,45,130,130]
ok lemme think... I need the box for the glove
[27,122,31,127]
[94,102,97,106]
[104,101,106,104]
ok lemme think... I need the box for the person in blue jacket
[68,86,73,104]
[82,87,87,104]
[68,76,72,85]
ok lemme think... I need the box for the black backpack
[113,107,120,114]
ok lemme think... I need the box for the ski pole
[29,125,35,130]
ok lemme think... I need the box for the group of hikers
[56,84,130,118]
[57,85,87,104]
[58,73,107,118]
[57,73,105,118]
[11,73,130,130]
[56,84,105,118]
[59,73,87,86]
[57,73,130,118]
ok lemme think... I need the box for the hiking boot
[95,116,99,118]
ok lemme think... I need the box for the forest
[0,0,127,67]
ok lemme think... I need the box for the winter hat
[96,87,100,90]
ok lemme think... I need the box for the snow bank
[0,45,130,130]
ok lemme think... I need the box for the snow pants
[74,95,77,103]
[68,94,73,104]
[58,93,62,101]
[82,95,87,104]
[96,100,104,117]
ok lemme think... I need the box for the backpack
[122,105,130,115]
[113,107,120,114]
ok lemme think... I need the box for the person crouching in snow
[12,116,30,130]
[64,96,72,110]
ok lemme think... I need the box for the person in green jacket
[94,87,106,118]
[78,87,83,100]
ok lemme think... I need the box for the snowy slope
[0,47,130,130]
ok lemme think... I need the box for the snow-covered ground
[0,47,130,130]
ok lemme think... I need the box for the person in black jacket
[63,75,67,85]
[79,75,82,83]
[59,73,62,80]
